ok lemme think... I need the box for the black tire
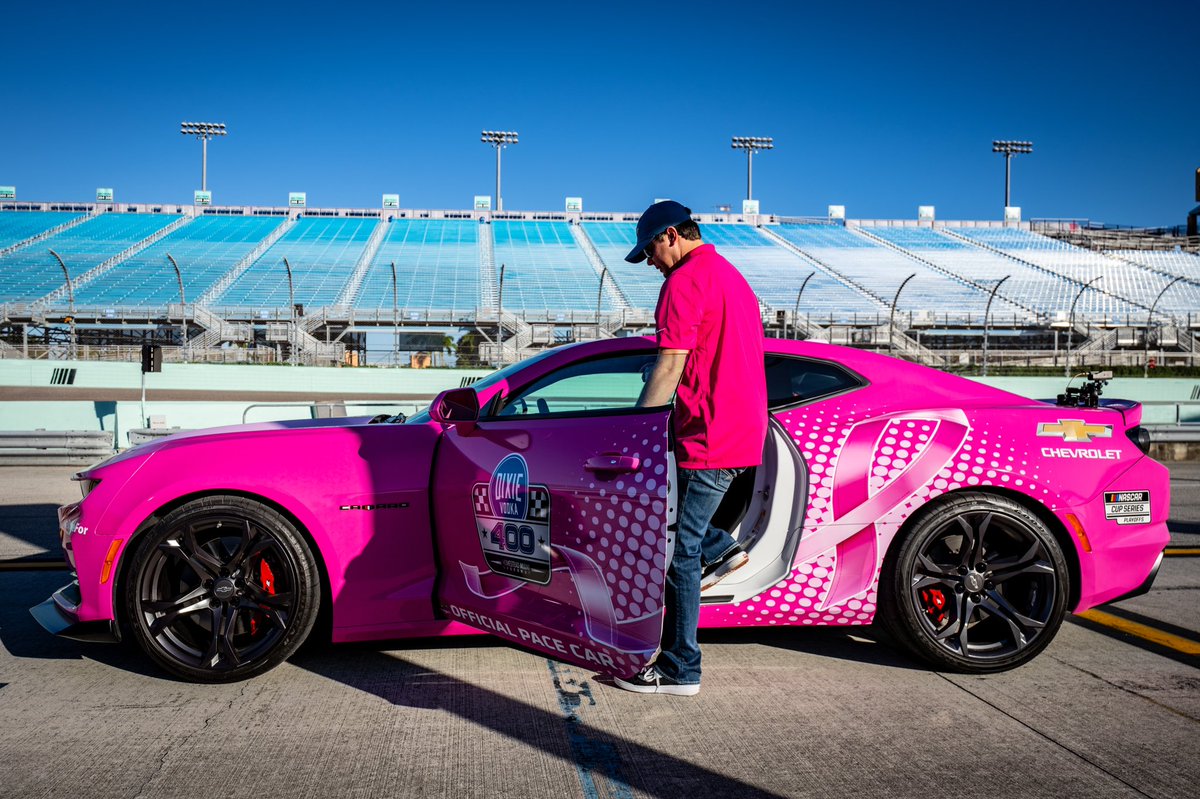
[122,495,320,682]
[877,491,1069,673]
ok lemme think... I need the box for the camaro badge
[1037,419,1112,443]
[472,454,552,585]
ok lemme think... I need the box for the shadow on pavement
[0,571,164,679]
[0,503,65,560]
[295,644,791,799]
[697,624,929,670]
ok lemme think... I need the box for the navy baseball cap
[625,200,693,263]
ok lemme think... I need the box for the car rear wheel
[123,496,320,682]
[878,491,1069,673]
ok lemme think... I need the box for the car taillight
[73,475,101,499]
[1125,427,1151,455]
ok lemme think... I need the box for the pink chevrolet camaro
[33,337,1169,681]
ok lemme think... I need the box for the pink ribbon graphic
[798,409,970,610]
[460,544,660,655]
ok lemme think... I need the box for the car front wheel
[122,495,320,682]
[878,491,1069,673]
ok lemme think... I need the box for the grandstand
[1,201,1197,368]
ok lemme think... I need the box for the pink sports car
[33,337,1169,681]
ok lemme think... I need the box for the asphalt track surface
[1,465,1197,799]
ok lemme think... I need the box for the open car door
[431,352,672,678]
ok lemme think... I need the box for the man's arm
[637,349,689,407]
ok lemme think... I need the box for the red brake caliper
[920,588,947,626]
[250,559,277,635]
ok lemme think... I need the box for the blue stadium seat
[0,211,84,250]
[74,215,286,307]
[213,217,377,309]
[0,213,181,303]
[584,222,884,320]
[492,221,612,312]
[776,224,1008,318]
[952,227,1199,319]
[354,220,480,312]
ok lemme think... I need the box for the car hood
[85,416,385,472]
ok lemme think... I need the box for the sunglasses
[643,231,666,260]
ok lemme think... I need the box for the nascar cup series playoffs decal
[1104,490,1151,525]
[473,454,552,584]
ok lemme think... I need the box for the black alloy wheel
[878,491,1069,673]
[123,496,320,682]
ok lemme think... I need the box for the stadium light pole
[283,257,295,366]
[180,122,227,192]
[981,275,1011,377]
[793,271,815,339]
[889,274,917,353]
[1065,275,1102,378]
[731,136,774,201]
[992,140,1033,208]
[481,130,519,211]
[391,261,399,366]
[49,249,76,359]
[1144,276,1183,378]
[497,263,506,365]
[165,254,188,361]
[595,266,608,341]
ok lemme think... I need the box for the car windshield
[403,347,565,424]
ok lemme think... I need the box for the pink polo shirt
[655,243,767,469]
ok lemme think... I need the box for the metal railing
[241,400,426,424]
[0,430,114,464]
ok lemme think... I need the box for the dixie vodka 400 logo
[473,454,552,584]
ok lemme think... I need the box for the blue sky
[4,0,1196,225]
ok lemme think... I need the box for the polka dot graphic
[495,393,1063,650]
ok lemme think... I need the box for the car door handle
[584,455,641,473]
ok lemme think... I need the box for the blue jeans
[656,467,743,684]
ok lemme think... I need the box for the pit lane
[1,465,1197,799]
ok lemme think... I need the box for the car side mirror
[430,387,479,431]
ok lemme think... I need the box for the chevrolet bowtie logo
[1037,419,1113,443]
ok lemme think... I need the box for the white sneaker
[613,665,700,696]
[701,548,749,591]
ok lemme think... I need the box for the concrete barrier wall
[0,360,491,395]
[0,362,1196,451]
[0,399,423,448]
[2,360,1195,403]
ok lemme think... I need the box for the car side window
[493,353,659,418]
[765,355,864,409]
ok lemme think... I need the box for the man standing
[614,201,767,696]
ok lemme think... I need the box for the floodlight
[730,136,774,201]
[481,130,520,210]
[181,121,228,191]
[992,140,1033,207]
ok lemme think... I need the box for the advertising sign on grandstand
[474,195,492,211]
[382,194,400,209]
[918,205,935,222]
[742,199,760,215]
[828,205,846,220]
[0,186,14,200]
[194,190,212,206]
[96,188,114,203]
[289,192,307,208]
[1004,206,1021,223]
[565,197,583,212]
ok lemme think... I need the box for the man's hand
[637,349,689,407]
